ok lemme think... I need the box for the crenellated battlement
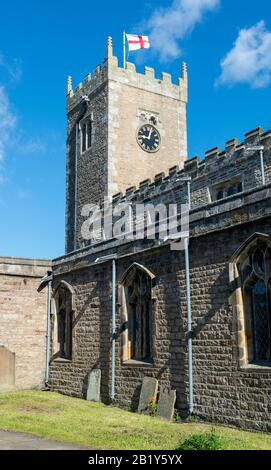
[66,64,107,114]
[66,36,188,114]
[110,126,271,206]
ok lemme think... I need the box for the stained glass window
[241,244,271,363]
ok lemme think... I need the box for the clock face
[137,124,161,153]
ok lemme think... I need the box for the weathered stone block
[86,369,101,402]
[138,377,158,415]
[157,388,176,420]
[0,346,15,389]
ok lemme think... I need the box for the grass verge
[0,390,270,450]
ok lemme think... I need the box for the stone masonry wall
[65,82,108,253]
[0,257,51,390]
[49,246,187,409]
[49,216,271,431]
[189,217,271,432]
[50,175,271,431]
[107,58,188,197]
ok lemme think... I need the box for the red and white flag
[126,34,150,51]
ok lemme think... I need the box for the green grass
[0,390,271,450]
[177,430,224,450]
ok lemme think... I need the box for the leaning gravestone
[138,377,158,415]
[157,388,176,420]
[0,346,15,390]
[86,369,101,402]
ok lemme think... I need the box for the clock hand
[147,128,152,140]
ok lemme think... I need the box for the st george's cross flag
[126,34,150,51]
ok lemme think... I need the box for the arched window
[237,182,243,194]
[52,281,75,360]
[231,235,271,367]
[120,263,155,363]
[81,119,92,152]
[239,243,271,363]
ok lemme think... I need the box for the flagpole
[123,31,126,69]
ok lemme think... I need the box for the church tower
[65,37,188,253]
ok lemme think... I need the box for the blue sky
[0,0,270,259]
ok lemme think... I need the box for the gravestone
[157,388,176,420]
[86,369,101,402]
[138,377,158,415]
[0,346,15,390]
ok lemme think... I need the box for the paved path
[0,430,88,450]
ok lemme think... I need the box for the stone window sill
[122,359,154,368]
[239,362,271,372]
[81,147,92,155]
[51,357,72,364]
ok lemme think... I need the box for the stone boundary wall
[0,257,51,390]
[0,256,52,278]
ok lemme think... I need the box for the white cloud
[16,138,47,156]
[217,21,271,88]
[143,0,220,62]
[0,52,22,168]
[0,85,17,162]
[0,54,22,84]
[7,58,22,83]
[0,53,46,195]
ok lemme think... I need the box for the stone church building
[1,37,271,432]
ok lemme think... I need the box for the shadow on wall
[191,266,229,338]
[77,269,111,404]
[163,252,186,412]
[115,251,187,413]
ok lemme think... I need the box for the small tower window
[87,119,92,148]
[82,123,87,152]
[81,119,92,152]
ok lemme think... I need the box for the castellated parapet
[66,36,188,114]
[77,125,271,250]
[65,123,271,254]
[108,125,271,206]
